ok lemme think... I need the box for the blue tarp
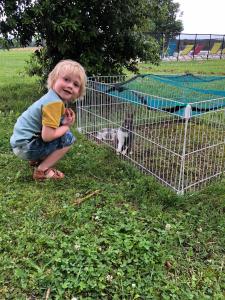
[91,74,225,117]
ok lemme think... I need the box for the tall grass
[0,49,224,299]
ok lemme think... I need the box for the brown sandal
[33,168,65,181]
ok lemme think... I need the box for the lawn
[0,49,224,299]
[138,59,225,75]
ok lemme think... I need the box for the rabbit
[116,113,134,155]
[96,128,118,141]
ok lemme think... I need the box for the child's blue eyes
[63,77,80,87]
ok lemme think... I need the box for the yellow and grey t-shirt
[10,89,65,148]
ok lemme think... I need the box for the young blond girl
[10,60,87,180]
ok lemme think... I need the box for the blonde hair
[47,59,87,98]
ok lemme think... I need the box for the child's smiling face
[53,72,81,102]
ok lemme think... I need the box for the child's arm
[42,125,70,142]
[42,108,75,142]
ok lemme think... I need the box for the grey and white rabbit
[116,113,134,155]
[96,114,134,155]
[96,128,118,141]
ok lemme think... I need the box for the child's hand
[62,108,75,126]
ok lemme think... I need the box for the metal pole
[177,33,181,61]
[207,34,211,60]
[178,104,192,195]
[220,35,225,59]
[193,33,197,60]
[162,33,165,59]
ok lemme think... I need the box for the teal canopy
[91,74,225,117]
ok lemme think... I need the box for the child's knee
[62,131,76,147]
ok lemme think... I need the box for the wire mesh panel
[77,75,225,194]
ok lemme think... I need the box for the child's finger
[65,108,70,117]
[66,108,72,117]
[69,108,75,117]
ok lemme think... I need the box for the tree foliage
[148,0,183,36]
[0,0,182,76]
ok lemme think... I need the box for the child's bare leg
[37,146,71,172]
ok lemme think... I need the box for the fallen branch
[45,288,51,300]
[73,190,101,205]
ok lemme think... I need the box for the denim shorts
[12,131,76,161]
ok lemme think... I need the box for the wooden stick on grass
[73,190,101,205]
[45,288,51,300]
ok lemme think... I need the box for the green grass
[138,59,225,75]
[0,50,225,299]
[0,49,37,83]
[0,49,40,114]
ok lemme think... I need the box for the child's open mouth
[63,89,72,95]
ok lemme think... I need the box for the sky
[176,0,225,35]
